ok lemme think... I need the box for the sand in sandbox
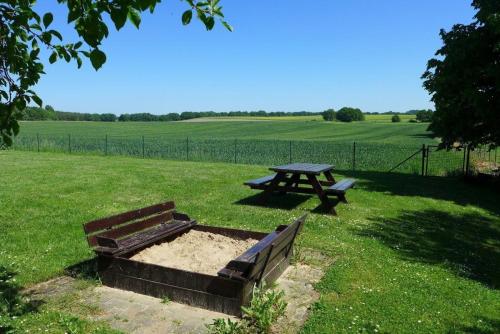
[130,230,259,275]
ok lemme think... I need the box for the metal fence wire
[12,133,495,177]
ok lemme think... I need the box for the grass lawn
[1,150,499,333]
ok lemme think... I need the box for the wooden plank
[96,236,119,248]
[84,201,175,234]
[93,220,196,254]
[102,257,244,298]
[220,215,306,278]
[244,174,277,186]
[327,178,356,194]
[97,211,173,241]
[248,184,319,194]
[193,225,268,241]
[116,221,196,254]
[248,214,305,276]
[100,271,245,316]
[270,163,334,175]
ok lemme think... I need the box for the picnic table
[244,163,355,215]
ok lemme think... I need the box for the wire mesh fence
[11,133,476,177]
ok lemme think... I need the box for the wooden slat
[327,178,356,194]
[193,225,268,241]
[83,201,175,234]
[96,236,119,248]
[244,174,276,186]
[247,184,319,194]
[115,220,196,255]
[219,214,306,279]
[98,211,173,241]
[247,216,304,279]
[99,257,248,316]
[270,163,334,175]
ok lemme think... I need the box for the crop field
[12,120,471,176]
[181,114,417,122]
[1,151,499,333]
[18,119,426,143]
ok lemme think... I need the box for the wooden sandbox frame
[83,201,306,316]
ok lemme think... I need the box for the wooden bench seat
[326,178,356,194]
[218,214,306,284]
[244,174,276,187]
[83,201,196,256]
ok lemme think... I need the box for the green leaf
[221,20,233,32]
[182,10,193,25]
[68,9,79,23]
[205,16,215,30]
[127,8,141,29]
[49,30,63,41]
[110,7,128,30]
[32,95,43,107]
[43,13,53,28]
[89,49,107,70]
[49,52,57,64]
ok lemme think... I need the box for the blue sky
[34,1,475,114]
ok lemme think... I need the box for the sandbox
[130,230,258,275]
[83,201,305,315]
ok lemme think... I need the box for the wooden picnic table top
[270,163,334,175]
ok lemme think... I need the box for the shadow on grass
[0,265,42,332]
[346,170,500,216]
[410,133,435,139]
[65,258,99,281]
[447,317,500,334]
[235,192,312,210]
[358,209,500,288]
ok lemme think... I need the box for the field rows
[13,134,465,176]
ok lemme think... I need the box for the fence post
[421,144,426,176]
[105,134,108,156]
[68,134,71,154]
[234,139,237,164]
[289,141,292,163]
[465,145,471,177]
[186,137,189,161]
[142,136,145,158]
[352,141,356,171]
[425,146,430,176]
[37,133,40,152]
[462,146,467,174]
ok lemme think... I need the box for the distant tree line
[322,107,365,122]
[19,106,117,122]
[19,106,433,124]
[18,107,321,122]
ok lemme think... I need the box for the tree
[391,115,401,123]
[415,110,433,122]
[322,109,336,121]
[100,113,117,122]
[336,107,365,122]
[422,0,500,148]
[0,0,231,147]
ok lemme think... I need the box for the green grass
[18,119,430,144]
[1,151,499,333]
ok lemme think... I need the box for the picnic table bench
[245,163,355,215]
